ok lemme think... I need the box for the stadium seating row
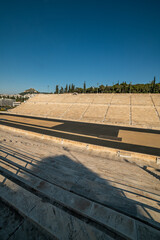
[10,94,160,128]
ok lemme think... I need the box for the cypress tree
[83,81,86,93]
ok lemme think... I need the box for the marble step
[0,155,160,229]
[0,159,160,239]
[0,145,159,197]
[0,173,115,240]
[0,147,159,201]
[0,200,54,240]
[0,143,159,196]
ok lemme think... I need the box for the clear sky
[0,0,160,94]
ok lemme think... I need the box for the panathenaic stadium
[0,93,160,239]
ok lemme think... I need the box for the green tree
[152,76,156,93]
[55,85,59,94]
[65,84,68,93]
[86,86,94,93]
[121,82,127,93]
[129,82,132,93]
[99,85,105,93]
[83,81,86,93]
[60,87,64,94]
[75,87,83,93]
[71,84,75,93]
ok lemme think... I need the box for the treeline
[55,77,160,94]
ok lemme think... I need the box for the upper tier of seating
[9,93,160,129]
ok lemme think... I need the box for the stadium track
[0,112,160,157]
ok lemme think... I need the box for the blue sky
[0,0,160,94]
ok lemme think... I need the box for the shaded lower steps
[0,159,160,239]
[0,199,54,240]
[0,172,126,240]
[0,152,160,229]
[0,145,159,195]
